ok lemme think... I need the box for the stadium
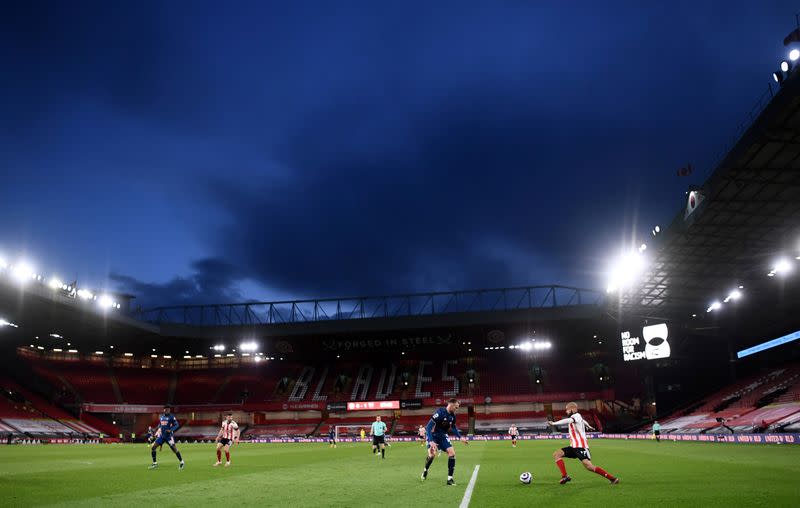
[3,6,800,508]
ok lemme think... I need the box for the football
[519,471,532,484]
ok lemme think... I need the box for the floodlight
[773,258,792,275]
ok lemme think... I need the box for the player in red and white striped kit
[214,413,239,467]
[508,424,519,447]
[547,402,618,485]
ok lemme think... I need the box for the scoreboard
[346,400,400,411]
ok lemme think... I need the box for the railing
[135,285,604,326]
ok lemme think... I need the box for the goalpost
[334,425,369,442]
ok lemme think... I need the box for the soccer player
[508,424,519,447]
[328,426,337,448]
[150,405,185,470]
[214,412,239,467]
[547,402,618,485]
[421,398,467,486]
[359,428,366,441]
[371,415,387,459]
[418,425,426,446]
[146,426,155,445]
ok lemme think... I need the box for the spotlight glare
[0,318,19,328]
[707,301,722,313]
[98,295,114,309]
[11,262,35,284]
[606,250,646,293]
[239,341,258,352]
[791,49,800,61]
[781,60,790,72]
[773,258,793,275]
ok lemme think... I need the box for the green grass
[0,439,799,507]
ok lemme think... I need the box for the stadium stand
[0,378,103,437]
[648,363,800,434]
[115,367,172,405]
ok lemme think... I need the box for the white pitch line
[458,464,481,508]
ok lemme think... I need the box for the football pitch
[1,439,798,507]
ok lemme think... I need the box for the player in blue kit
[421,398,467,485]
[150,405,185,470]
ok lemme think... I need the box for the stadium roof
[136,285,605,339]
[614,72,800,327]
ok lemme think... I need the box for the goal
[334,425,369,442]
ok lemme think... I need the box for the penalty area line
[458,464,480,508]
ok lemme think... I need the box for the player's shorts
[155,434,175,447]
[427,433,453,451]
[654,430,661,436]
[561,446,591,461]
[373,435,385,446]
[220,438,232,446]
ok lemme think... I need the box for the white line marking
[458,464,480,508]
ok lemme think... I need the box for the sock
[381,448,385,458]
[176,451,183,462]
[448,457,455,476]
[424,455,434,471]
[225,451,230,461]
[216,449,221,461]
[556,459,567,477]
[372,448,376,454]
[151,449,157,463]
[594,467,615,480]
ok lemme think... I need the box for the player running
[547,402,618,485]
[145,426,155,445]
[371,416,387,459]
[418,425,426,446]
[150,405,185,470]
[421,398,467,486]
[508,424,519,447]
[328,426,337,448]
[214,412,239,467]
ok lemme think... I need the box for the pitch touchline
[458,464,480,508]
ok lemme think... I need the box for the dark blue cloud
[1,1,797,306]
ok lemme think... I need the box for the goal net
[334,425,370,442]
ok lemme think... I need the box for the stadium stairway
[210,373,233,404]
[107,366,123,404]
[167,372,178,405]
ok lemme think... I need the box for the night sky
[0,1,796,308]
